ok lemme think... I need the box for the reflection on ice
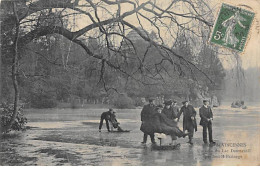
[1,106,259,166]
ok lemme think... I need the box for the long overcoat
[179,105,197,132]
[141,104,156,122]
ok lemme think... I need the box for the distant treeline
[1,33,225,109]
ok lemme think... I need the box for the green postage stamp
[210,3,255,52]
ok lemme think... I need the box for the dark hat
[148,98,155,102]
[164,100,172,105]
[109,108,113,111]
[203,99,209,103]
[182,100,188,104]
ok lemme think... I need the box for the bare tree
[1,0,216,131]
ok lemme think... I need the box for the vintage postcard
[0,0,259,166]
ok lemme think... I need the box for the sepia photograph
[0,0,259,166]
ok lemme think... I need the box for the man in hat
[140,98,156,144]
[178,100,197,145]
[99,108,114,132]
[162,101,172,118]
[199,99,215,144]
[162,100,178,121]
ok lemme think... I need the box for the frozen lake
[0,104,260,166]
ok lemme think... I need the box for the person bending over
[109,111,126,132]
[99,108,114,132]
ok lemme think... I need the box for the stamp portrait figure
[222,11,246,48]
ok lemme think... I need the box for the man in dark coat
[140,98,156,144]
[178,101,197,145]
[199,100,215,144]
[99,108,113,132]
[162,100,178,121]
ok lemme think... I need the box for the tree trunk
[5,2,20,131]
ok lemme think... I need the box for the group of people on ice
[140,98,215,145]
[99,98,216,146]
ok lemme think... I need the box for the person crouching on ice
[109,111,126,132]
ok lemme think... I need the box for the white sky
[23,0,260,70]
[74,0,260,70]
